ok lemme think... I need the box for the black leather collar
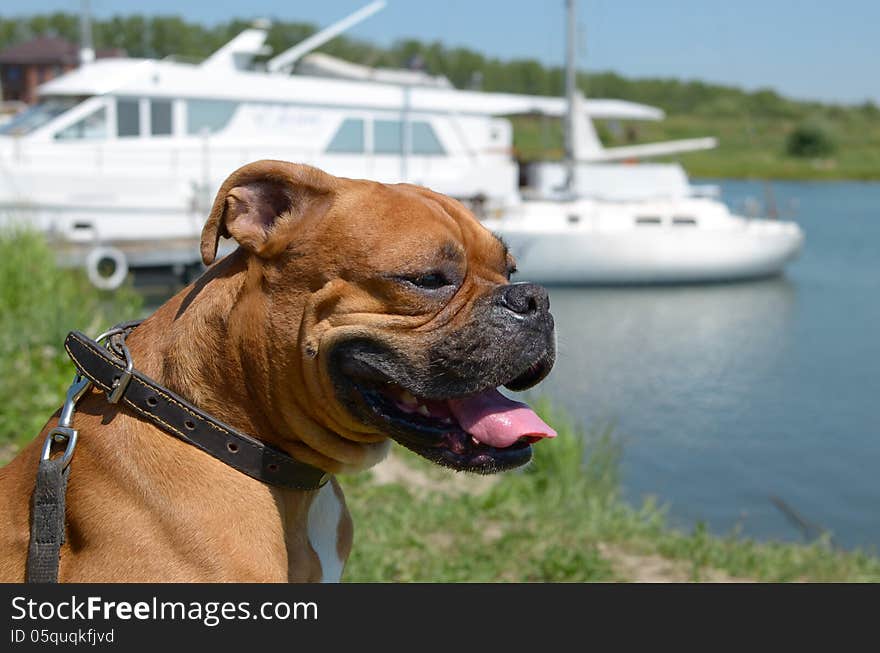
[63,327,330,491]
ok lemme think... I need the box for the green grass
[0,228,142,449]
[511,112,880,181]
[342,403,880,582]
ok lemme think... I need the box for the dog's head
[200,160,556,474]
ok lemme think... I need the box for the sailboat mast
[563,0,577,193]
[79,0,95,64]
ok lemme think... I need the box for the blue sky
[4,0,878,104]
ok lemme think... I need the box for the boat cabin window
[0,98,78,136]
[374,120,403,154]
[53,107,107,141]
[150,100,173,136]
[187,99,238,135]
[672,216,697,226]
[326,118,365,154]
[635,216,662,225]
[117,99,140,137]
[411,121,445,155]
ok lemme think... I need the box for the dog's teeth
[401,391,418,406]
[471,436,480,445]
[417,405,430,417]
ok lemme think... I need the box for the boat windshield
[0,98,80,136]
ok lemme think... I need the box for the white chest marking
[307,484,344,583]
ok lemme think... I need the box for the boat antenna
[267,1,387,74]
[563,0,578,194]
[79,0,95,65]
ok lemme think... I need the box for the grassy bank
[342,409,880,582]
[512,112,880,181]
[2,230,878,581]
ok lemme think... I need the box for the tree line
[1,12,876,124]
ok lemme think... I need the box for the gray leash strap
[26,459,70,583]
[26,374,92,584]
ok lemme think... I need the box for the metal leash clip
[95,324,135,404]
[40,375,93,469]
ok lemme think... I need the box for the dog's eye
[410,272,449,289]
[402,272,452,290]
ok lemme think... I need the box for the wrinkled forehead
[325,182,507,273]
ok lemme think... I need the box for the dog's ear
[200,160,334,265]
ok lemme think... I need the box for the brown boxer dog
[0,160,556,582]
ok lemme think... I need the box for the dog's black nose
[498,282,550,317]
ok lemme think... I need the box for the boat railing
[2,140,345,182]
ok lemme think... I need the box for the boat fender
[85,246,129,290]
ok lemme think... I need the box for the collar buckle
[95,325,135,403]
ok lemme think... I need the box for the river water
[530,180,880,551]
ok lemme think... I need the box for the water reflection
[526,277,803,540]
[538,278,797,444]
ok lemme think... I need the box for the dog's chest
[306,483,345,583]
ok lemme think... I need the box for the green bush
[0,229,142,450]
[786,121,837,158]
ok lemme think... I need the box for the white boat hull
[486,202,804,285]
[496,224,804,284]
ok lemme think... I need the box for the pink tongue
[447,389,557,448]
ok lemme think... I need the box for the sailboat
[482,0,803,284]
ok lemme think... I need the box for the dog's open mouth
[353,359,556,473]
